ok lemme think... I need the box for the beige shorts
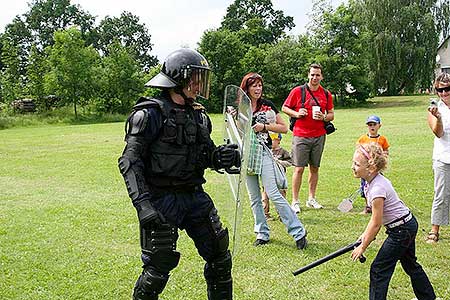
[291,135,326,167]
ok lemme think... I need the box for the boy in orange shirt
[357,115,390,214]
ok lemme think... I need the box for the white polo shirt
[433,100,450,164]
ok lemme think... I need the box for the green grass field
[1,95,449,299]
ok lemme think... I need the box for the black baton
[292,240,366,276]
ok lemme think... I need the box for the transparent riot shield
[221,85,252,256]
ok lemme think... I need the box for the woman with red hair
[240,72,307,250]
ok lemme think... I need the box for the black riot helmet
[145,48,211,99]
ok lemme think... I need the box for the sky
[0,0,344,62]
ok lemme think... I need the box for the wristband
[263,123,266,131]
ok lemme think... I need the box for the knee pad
[133,267,168,300]
[140,223,181,273]
[209,208,230,256]
[141,223,178,254]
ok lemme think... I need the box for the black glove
[133,199,166,227]
[213,144,241,170]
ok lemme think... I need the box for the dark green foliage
[44,28,100,118]
[95,41,145,114]
[199,29,247,112]
[24,0,96,48]
[95,11,158,71]
[309,3,372,105]
[221,0,294,44]
[1,0,448,116]
[357,0,439,95]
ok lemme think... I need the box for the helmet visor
[189,68,211,100]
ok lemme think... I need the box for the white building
[436,36,450,75]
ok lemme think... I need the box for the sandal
[425,231,439,244]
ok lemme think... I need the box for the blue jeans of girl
[369,215,435,300]
[246,149,306,242]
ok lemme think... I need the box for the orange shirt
[357,134,390,151]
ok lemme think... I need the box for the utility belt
[150,185,204,194]
[385,212,412,229]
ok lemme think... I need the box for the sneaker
[291,201,301,213]
[296,236,308,250]
[253,239,269,246]
[306,198,323,209]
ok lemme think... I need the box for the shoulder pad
[128,110,148,135]
[133,97,165,112]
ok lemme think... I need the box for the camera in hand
[429,98,438,107]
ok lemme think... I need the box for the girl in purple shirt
[350,143,436,300]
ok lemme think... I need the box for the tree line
[1,0,449,116]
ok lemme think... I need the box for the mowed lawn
[0,95,449,300]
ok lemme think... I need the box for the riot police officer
[118,48,240,300]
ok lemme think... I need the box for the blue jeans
[369,215,435,300]
[246,149,306,242]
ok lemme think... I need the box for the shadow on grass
[335,95,429,110]
[366,95,429,108]
[0,111,127,130]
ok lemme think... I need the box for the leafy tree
[357,0,438,95]
[44,28,100,118]
[198,0,296,111]
[262,36,315,104]
[142,64,162,99]
[26,44,49,110]
[198,29,247,112]
[435,0,450,39]
[221,0,294,44]
[0,34,4,72]
[0,35,24,104]
[95,12,157,71]
[96,41,145,114]
[310,3,372,103]
[25,0,95,49]
[1,0,95,106]
[2,17,33,79]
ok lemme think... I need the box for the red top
[283,85,333,137]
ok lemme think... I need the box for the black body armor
[124,97,215,191]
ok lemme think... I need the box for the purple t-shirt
[364,174,410,225]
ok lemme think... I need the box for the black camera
[324,121,336,135]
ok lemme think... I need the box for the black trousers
[369,215,435,300]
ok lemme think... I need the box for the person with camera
[282,63,334,213]
[426,72,450,244]
[118,48,240,300]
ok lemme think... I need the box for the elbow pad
[118,137,150,202]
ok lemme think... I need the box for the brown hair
[309,63,323,73]
[239,72,263,97]
[357,143,388,172]
[434,72,450,91]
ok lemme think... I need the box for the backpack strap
[300,84,307,108]
[323,88,329,108]
[304,85,330,110]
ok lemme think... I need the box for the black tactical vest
[134,97,214,189]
